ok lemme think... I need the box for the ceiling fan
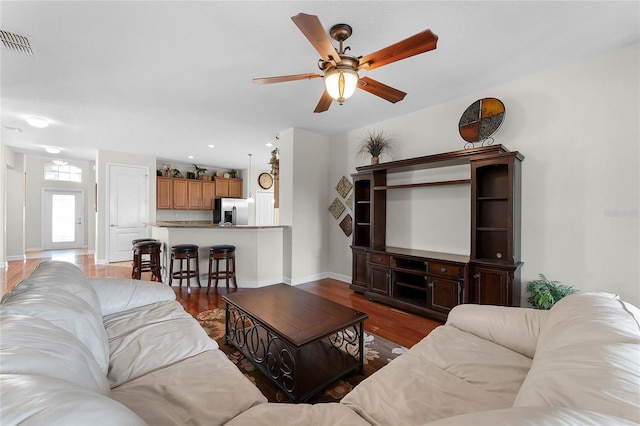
[253,13,438,113]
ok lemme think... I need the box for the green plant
[357,130,393,159]
[192,164,207,177]
[526,273,577,309]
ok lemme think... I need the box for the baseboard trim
[6,254,26,262]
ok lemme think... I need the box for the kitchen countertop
[148,221,284,229]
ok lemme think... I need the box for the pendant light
[247,153,255,203]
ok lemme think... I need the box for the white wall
[0,143,8,267]
[279,128,331,284]
[5,152,24,260]
[328,42,640,306]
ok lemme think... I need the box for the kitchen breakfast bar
[148,221,285,288]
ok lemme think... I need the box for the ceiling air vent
[0,29,34,56]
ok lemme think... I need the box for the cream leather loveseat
[0,261,266,425]
[231,291,640,425]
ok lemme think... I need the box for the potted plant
[357,130,393,165]
[192,164,208,180]
[526,273,577,309]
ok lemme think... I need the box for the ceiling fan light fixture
[324,68,358,105]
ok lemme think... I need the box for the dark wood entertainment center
[350,145,523,321]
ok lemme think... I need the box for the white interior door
[256,190,275,226]
[108,164,148,262]
[42,189,85,250]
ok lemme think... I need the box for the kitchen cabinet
[157,177,173,209]
[214,177,243,198]
[187,180,202,209]
[172,179,188,210]
[156,177,216,210]
[202,181,215,209]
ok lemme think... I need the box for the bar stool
[132,240,162,282]
[207,245,237,293]
[169,244,201,294]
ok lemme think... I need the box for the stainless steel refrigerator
[213,198,248,225]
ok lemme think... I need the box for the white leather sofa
[2,261,639,425]
[231,291,640,425]
[0,261,266,425]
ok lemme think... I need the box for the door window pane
[51,194,75,243]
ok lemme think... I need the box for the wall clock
[258,172,273,189]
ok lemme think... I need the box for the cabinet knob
[473,273,480,279]
[427,282,434,288]
[440,267,447,273]
[377,257,383,261]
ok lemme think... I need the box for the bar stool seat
[207,245,237,293]
[132,240,162,282]
[169,244,201,294]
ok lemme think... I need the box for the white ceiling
[1,1,638,170]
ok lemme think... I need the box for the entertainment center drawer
[427,261,462,279]
[368,253,390,266]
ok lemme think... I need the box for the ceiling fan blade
[358,29,438,71]
[253,73,322,85]
[357,77,407,103]
[291,13,341,65]
[313,90,333,113]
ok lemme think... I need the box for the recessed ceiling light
[45,147,61,154]
[3,126,22,133]
[187,155,194,159]
[52,159,67,166]
[265,142,273,147]
[26,116,49,128]
[207,144,215,148]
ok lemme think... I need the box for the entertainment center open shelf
[351,145,523,321]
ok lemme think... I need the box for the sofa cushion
[227,402,370,426]
[88,276,177,316]
[3,261,102,316]
[0,314,111,396]
[446,303,548,358]
[341,324,532,425]
[0,374,145,426]
[111,350,267,425]
[425,406,639,425]
[513,292,640,423]
[104,300,219,387]
[0,287,110,375]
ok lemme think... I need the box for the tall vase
[371,156,379,165]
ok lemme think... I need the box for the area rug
[195,308,407,403]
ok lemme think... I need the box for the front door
[42,189,84,250]
[108,164,148,262]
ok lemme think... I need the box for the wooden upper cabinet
[172,179,188,209]
[228,178,243,198]
[215,178,229,198]
[156,177,173,209]
[202,181,215,209]
[214,177,243,198]
[187,180,202,209]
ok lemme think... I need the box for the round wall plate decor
[458,98,505,143]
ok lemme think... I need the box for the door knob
[110,224,117,227]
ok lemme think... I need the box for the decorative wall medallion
[459,97,505,148]
[339,214,353,237]
[345,193,353,211]
[328,198,346,219]
[335,176,353,198]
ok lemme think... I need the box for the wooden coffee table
[222,284,369,402]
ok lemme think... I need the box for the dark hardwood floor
[3,250,442,348]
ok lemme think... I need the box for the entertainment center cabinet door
[369,265,390,296]
[351,248,368,292]
[470,264,520,307]
[426,277,462,314]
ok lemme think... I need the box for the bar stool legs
[169,245,201,295]
[207,245,237,293]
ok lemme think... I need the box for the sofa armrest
[87,278,176,316]
[446,304,549,358]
